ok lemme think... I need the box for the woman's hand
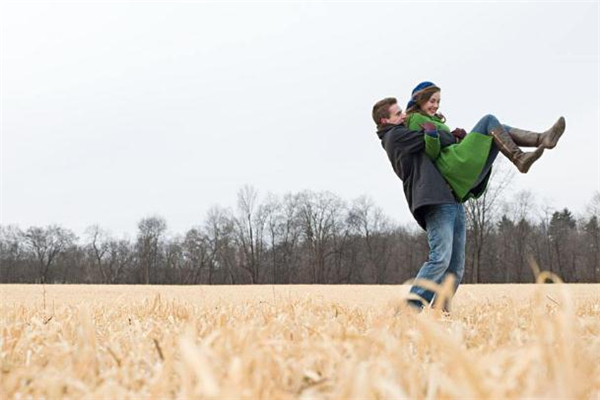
[420,122,438,136]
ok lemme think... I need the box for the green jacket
[405,113,493,202]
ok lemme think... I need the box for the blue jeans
[470,113,512,136]
[408,203,466,309]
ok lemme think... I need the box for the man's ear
[380,118,387,125]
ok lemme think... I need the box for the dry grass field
[1,282,599,399]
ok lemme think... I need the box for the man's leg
[436,203,466,311]
[408,204,457,309]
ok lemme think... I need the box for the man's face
[383,104,407,126]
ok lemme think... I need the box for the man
[372,97,472,310]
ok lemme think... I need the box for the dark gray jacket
[377,124,457,230]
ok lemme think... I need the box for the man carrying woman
[372,83,565,310]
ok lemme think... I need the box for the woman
[404,81,565,202]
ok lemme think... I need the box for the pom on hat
[406,81,437,110]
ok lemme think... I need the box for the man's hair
[372,97,397,130]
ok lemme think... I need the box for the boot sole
[518,146,545,173]
[543,116,566,149]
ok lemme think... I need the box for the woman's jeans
[408,203,466,308]
[471,113,511,137]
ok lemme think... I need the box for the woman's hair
[406,85,446,123]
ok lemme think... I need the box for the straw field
[1,281,599,399]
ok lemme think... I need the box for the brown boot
[489,125,545,173]
[508,117,566,149]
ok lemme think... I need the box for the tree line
[2,183,599,285]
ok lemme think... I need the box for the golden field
[1,283,599,399]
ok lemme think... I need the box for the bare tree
[85,225,112,283]
[24,225,77,283]
[164,235,185,284]
[465,160,514,283]
[583,215,600,281]
[183,228,210,284]
[496,215,515,282]
[105,239,132,283]
[57,245,85,283]
[4,185,600,285]
[347,195,393,283]
[136,216,167,284]
[586,191,600,220]
[297,190,345,283]
[263,193,302,284]
[234,185,267,283]
[548,208,577,280]
[204,206,236,284]
[583,192,600,281]
[0,225,25,282]
[263,194,283,284]
[498,190,537,282]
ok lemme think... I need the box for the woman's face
[420,91,441,117]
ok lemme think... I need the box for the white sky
[1,1,599,237]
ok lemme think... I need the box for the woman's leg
[470,114,501,136]
[471,114,545,173]
[505,117,566,149]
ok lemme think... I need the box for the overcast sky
[1,1,599,237]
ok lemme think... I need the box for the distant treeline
[2,182,599,285]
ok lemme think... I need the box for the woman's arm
[406,114,442,159]
[407,113,451,132]
[422,122,441,160]
[405,113,429,132]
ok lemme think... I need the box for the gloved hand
[451,128,467,140]
[420,122,438,136]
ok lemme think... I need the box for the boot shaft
[489,126,545,173]
[508,116,565,149]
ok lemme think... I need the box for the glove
[420,122,438,136]
[451,128,467,140]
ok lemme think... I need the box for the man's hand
[451,128,467,140]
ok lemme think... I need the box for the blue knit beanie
[406,81,437,110]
